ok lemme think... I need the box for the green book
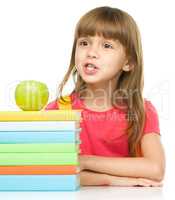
[0,143,79,153]
[0,153,78,165]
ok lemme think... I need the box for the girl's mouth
[83,63,99,75]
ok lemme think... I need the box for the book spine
[0,110,81,121]
[0,143,79,153]
[0,121,80,131]
[0,175,79,191]
[0,131,80,144]
[0,165,79,175]
[0,153,78,165]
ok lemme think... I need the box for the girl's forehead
[77,33,118,41]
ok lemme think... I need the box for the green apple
[15,80,49,111]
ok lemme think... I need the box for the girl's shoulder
[144,99,158,114]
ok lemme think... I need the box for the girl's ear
[122,65,130,72]
[122,62,134,72]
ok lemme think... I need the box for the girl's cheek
[75,53,80,65]
[75,50,81,60]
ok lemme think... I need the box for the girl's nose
[87,46,99,59]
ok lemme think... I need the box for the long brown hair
[58,6,145,157]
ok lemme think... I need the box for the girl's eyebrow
[77,36,121,46]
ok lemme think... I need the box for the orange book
[0,165,79,175]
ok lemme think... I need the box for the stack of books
[0,110,81,191]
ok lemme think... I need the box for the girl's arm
[80,170,162,187]
[80,133,165,181]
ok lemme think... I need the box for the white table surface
[0,186,168,200]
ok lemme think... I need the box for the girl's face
[75,35,128,85]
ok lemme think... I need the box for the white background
[0,0,174,199]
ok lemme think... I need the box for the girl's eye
[79,41,88,46]
[103,43,113,49]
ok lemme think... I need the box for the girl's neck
[82,80,116,112]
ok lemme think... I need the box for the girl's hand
[108,175,138,187]
[109,176,163,187]
[136,178,163,187]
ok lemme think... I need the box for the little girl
[46,6,165,187]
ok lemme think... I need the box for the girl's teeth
[87,64,95,68]
[87,66,94,71]
[84,63,98,75]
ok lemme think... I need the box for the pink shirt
[46,93,160,157]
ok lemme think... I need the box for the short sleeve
[143,100,160,135]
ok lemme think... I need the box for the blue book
[0,175,80,191]
[0,131,80,144]
[0,121,80,131]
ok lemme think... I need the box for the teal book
[0,153,78,165]
[0,131,80,144]
[0,175,80,191]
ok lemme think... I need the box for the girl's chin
[81,76,101,84]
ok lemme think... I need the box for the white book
[0,121,80,131]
